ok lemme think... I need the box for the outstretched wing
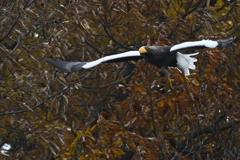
[170,38,236,52]
[46,50,141,73]
[45,60,87,73]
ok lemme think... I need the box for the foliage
[0,0,240,159]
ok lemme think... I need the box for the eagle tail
[176,52,199,76]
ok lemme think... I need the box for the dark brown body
[140,46,177,68]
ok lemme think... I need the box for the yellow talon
[183,74,190,84]
[167,77,173,89]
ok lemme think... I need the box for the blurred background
[0,0,240,159]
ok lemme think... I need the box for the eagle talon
[167,77,173,89]
[183,74,190,84]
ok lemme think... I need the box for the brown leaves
[111,148,126,157]
[163,131,173,139]
[0,0,239,159]
[158,99,165,108]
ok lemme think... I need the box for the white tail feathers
[176,52,199,76]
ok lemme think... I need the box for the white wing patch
[176,52,199,76]
[170,40,218,52]
[82,51,140,69]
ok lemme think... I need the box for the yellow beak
[139,47,147,54]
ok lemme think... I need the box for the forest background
[0,0,240,159]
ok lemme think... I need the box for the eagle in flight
[46,38,235,88]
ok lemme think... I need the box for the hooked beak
[139,47,147,54]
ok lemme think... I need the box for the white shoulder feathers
[170,40,218,52]
[82,51,140,69]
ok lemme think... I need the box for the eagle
[46,38,235,88]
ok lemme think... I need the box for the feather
[176,52,199,75]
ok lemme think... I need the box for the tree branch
[178,121,238,152]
